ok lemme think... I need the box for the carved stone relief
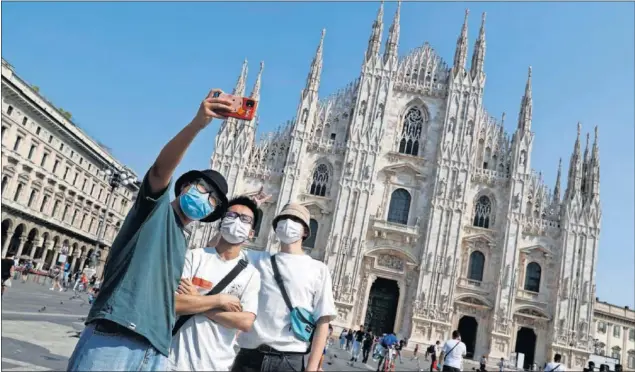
[377,254,404,271]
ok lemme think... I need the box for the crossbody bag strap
[270,255,294,311]
[172,258,249,336]
[548,364,561,372]
[443,341,461,362]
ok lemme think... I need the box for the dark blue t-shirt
[86,173,187,356]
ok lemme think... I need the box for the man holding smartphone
[67,90,234,372]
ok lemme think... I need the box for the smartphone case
[211,89,258,121]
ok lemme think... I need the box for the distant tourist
[349,325,365,365]
[1,254,15,297]
[544,353,565,372]
[480,354,488,371]
[362,331,374,363]
[425,341,442,371]
[412,343,419,361]
[340,329,348,349]
[439,330,466,372]
[498,357,505,372]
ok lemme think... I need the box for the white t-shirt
[169,248,261,371]
[544,361,565,372]
[237,250,337,353]
[441,339,466,369]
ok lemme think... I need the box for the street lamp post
[89,168,136,268]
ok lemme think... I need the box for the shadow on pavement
[1,336,69,370]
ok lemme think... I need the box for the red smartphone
[211,89,258,121]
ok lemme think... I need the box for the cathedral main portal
[364,277,400,335]
[458,316,478,359]
[515,327,537,369]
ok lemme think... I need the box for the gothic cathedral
[203,4,601,369]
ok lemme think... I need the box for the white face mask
[220,217,251,245]
[275,219,304,244]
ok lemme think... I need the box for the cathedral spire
[470,12,486,79]
[366,2,384,62]
[250,61,264,100]
[233,59,248,96]
[553,158,562,204]
[306,29,325,93]
[588,126,601,198]
[518,66,533,132]
[452,9,469,74]
[383,1,401,65]
[565,122,583,200]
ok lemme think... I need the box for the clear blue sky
[3,2,633,307]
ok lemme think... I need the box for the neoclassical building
[1,59,138,276]
[592,300,635,369]
[192,5,610,370]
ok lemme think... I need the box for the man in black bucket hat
[67,90,236,372]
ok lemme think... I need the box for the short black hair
[554,353,561,362]
[452,330,461,339]
[227,196,261,229]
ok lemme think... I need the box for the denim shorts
[66,321,167,372]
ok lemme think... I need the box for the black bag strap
[547,364,561,372]
[270,255,294,312]
[172,258,248,336]
[443,340,461,362]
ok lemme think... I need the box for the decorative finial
[577,122,582,135]
[594,125,599,140]
[558,157,562,167]
[501,112,506,123]
[321,28,326,39]
[482,12,486,23]
[528,66,532,79]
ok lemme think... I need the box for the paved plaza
[1,280,482,372]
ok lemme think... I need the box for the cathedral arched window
[304,219,319,249]
[387,188,411,225]
[310,164,330,197]
[399,107,425,156]
[467,251,485,282]
[472,196,492,229]
[524,262,541,292]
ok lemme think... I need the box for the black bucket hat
[174,169,229,223]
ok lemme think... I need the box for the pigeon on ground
[38,306,46,312]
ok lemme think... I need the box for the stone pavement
[1,280,488,371]
[1,279,88,371]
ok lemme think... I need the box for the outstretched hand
[193,90,233,127]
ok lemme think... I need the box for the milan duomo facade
[194,4,605,369]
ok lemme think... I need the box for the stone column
[77,256,86,273]
[96,247,110,278]
[15,237,27,258]
[69,252,80,273]
[41,241,54,269]
[622,326,628,366]
[2,228,14,258]
[29,238,41,259]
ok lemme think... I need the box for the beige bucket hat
[272,203,311,240]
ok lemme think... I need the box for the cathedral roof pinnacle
[453,9,469,72]
[233,59,249,96]
[251,61,264,100]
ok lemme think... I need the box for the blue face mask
[179,186,214,221]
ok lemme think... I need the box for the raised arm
[147,91,232,194]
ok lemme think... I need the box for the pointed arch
[309,160,333,197]
[397,99,429,157]
[472,193,494,229]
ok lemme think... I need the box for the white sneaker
[59,288,63,291]
[49,288,54,290]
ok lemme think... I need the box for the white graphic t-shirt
[545,361,565,372]
[169,248,261,371]
[237,250,337,353]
